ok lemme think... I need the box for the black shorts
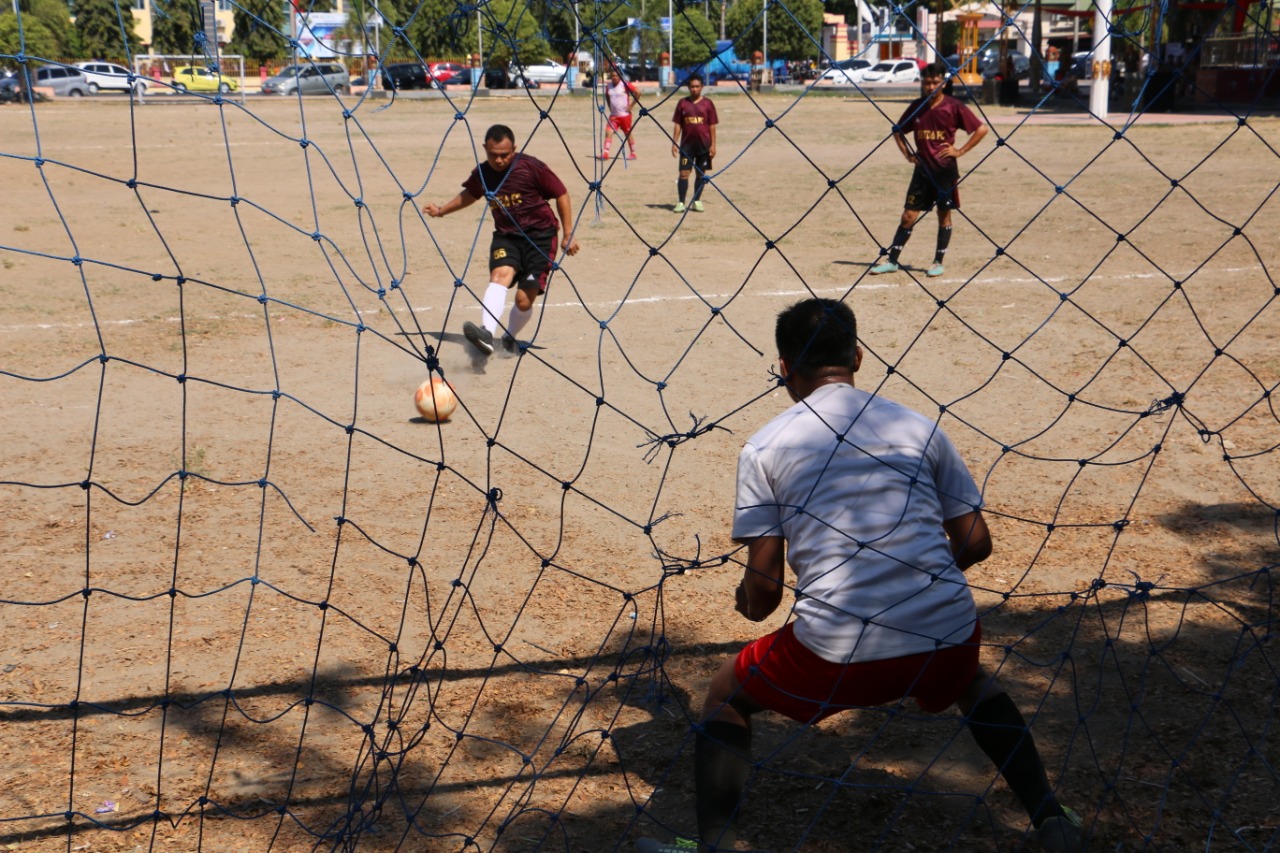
[489,229,558,293]
[678,144,713,176]
[905,164,962,212]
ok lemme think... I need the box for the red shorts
[608,114,633,135]
[733,622,981,723]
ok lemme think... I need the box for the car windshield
[871,63,893,72]
[276,67,303,78]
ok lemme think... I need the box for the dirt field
[1,85,1278,852]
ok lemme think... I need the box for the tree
[0,12,61,62]
[73,0,142,58]
[476,0,551,68]
[407,0,476,59]
[227,0,288,62]
[2,0,75,58]
[148,0,199,54]
[724,0,821,60]
[667,4,718,66]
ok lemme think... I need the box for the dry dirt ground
[1,84,1278,852]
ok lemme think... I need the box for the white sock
[506,304,533,340]
[481,283,507,334]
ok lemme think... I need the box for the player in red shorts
[422,124,580,364]
[637,299,1082,853]
[670,75,718,213]
[871,62,988,278]
[601,67,638,160]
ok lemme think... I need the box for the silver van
[260,62,349,95]
[34,65,89,97]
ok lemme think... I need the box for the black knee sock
[678,178,689,203]
[693,176,706,202]
[888,225,913,263]
[695,721,751,851]
[966,693,1062,826]
[934,225,953,264]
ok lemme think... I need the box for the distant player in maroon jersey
[671,75,718,213]
[423,124,581,362]
[871,62,988,278]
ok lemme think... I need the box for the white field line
[0,265,1262,334]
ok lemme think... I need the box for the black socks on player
[888,225,913,264]
[966,692,1063,827]
[695,720,751,851]
[678,177,689,203]
[935,225,953,264]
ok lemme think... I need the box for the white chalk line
[0,266,1262,334]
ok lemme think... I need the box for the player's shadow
[403,330,542,374]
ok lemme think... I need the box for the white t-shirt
[606,79,634,117]
[732,383,982,664]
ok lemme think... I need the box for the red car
[428,62,469,87]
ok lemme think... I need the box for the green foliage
[724,0,822,60]
[668,5,718,67]
[478,0,551,68]
[227,0,287,62]
[3,0,74,58]
[72,0,142,58]
[576,0,638,65]
[0,13,61,61]
[149,0,198,54]
[326,0,379,59]
[407,0,477,60]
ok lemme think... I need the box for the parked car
[814,58,874,85]
[860,60,921,85]
[76,61,145,94]
[428,62,468,86]
[1071,51,1093,78]
[380,62,429,91]
[260,62,349,95]
[171,65,238,94]
[620,60,660,82]
[34,65,89,97]
[510,58,569,86]
[944,51,1031,80]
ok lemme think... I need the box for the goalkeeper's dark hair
[485,124,516,145]
[775,299,859,378]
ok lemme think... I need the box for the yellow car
[171,65,238,94]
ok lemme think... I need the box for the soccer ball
[414,376,458,422]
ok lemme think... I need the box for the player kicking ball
[422,124,580,364]
[871,62,988,278]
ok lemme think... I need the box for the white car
[815,59,873,86]
[861,60,922,85]
[510,58,569,86]
[76,61,146,94]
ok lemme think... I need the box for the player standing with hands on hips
[671,75,718,213]
[871,62,988,278]
[422,124,581,363]
[601,67,639,160]
[637,298,1083,853]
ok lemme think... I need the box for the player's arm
[709,122,717,160]
[942,511,992,571]
[734,536,785,622]
[893,131,917,164]
[942,120,989,160]
[553,192,581,256]
[671,120,682,156]
[423,190,478,218]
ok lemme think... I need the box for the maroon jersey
[462,154,566,235]
[896,95,983,174]
[672,96,718,150]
